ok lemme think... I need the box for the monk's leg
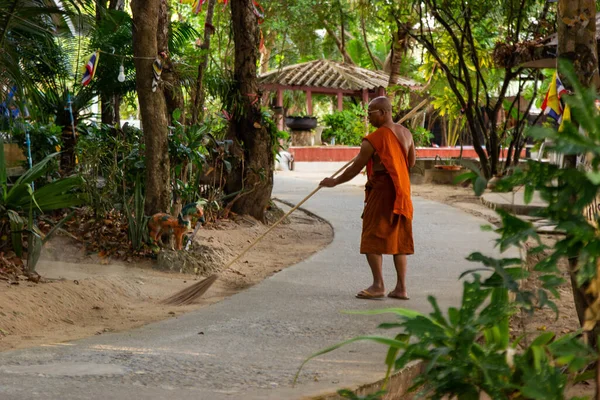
[358,254,385,297]
[388,254,409,300]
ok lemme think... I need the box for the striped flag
[541,72,569,123]
[81,51,100,86]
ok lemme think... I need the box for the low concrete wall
[290,146,525,162]
[306,361,424,400]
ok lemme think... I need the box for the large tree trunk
[132,0,171,215]
[557,0,599,348]
[226,0,274,222]
[191,0,217,125]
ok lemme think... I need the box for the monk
[320,96,415,300]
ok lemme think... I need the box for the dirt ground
[0,201,333,351]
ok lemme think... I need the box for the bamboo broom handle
[218,160,353,271]
[217,99,428,272]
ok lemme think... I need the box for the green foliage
[300,62,600,400]
[124,174,148,252]
[76,122,143,216]
[299,272,594,399]
[337,389,385,400]
[410,126,433,147]
[0,141,85,257]
[0,151,85,213]
[11,121,62,167]
[453,159,488,196]
[88,9,136,99]
[322,106,367,146]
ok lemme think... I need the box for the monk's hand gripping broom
[162,99,429,306]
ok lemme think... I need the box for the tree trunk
[226,0,274,222]
[388,21,411,86]
[132,0,171,215]
[191,0,217,125]
[60,122,77,174]
[157,0,183,124]
[557,0,599,348]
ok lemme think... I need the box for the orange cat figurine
[148,202,205,250]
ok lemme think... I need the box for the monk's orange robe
[360,126,414,255]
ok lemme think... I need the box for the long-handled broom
[162,99,429,306]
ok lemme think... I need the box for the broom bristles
[162,274,219,306]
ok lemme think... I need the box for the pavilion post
[337,91,343,111]
[362,88,369,135]
[276,88,283,131]
[306,90,313,115]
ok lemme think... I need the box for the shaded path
[0,167,511,399]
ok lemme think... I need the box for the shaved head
[369,97,392,112]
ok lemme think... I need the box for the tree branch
[191,0,217,125]
[361,9,382,69]
[322,19,355,65]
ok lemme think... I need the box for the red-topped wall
[289,146,525,162]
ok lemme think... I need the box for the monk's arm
[320,140,374,187]
[408,141,416,168]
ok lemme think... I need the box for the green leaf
[0,137,6,189]
[344,308,425,319]
[474,176,488,196]
[524,185,534,205]
[453,171,476,185]
[294,335,407,384]
[172,108,182,122]
[586,170,600,184]
[530,345,544,372]
[530,332,555,347]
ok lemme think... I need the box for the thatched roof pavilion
[258,59,420,116]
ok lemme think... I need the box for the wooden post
[337,91,343,111]
[306,90,313,115]
[361,89,369,105]
[276,88,283,131]
[362,89,369,135]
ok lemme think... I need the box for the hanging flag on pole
[81,51,100,86]
[559,103,571,132]
[541,71,569,124]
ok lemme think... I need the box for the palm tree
[0,0,95,172]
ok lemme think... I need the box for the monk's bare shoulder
[391,124,413,153]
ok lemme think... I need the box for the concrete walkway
[0,165,512,400]
[481,187,547,215]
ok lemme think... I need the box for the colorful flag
[81,51,100,86]
[541,72,568,123]
[559,103,571,132]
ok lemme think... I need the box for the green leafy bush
[411,126,434,147]
[300,62,600,400]
[322,106,367,146]
[76,122,143,216]
[11,121,62,166]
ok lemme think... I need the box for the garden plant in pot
[434,155,462,171]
